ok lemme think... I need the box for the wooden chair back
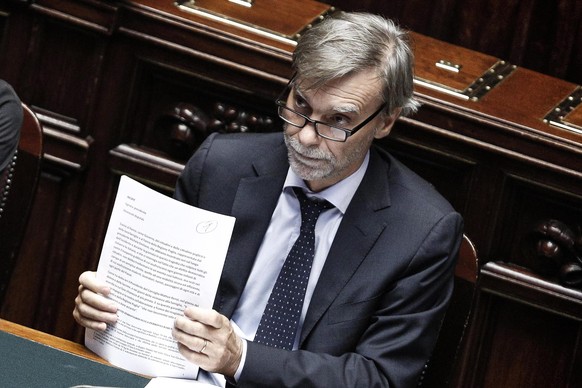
[0,103,43,304]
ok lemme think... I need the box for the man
[74,12,463,387]
[0,80,22,173]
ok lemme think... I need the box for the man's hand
[173,307,243,378]
[73,271,118,331]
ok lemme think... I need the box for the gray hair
[293,12,419,117]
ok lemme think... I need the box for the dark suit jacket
[174,131,463,388]
[0,80,22,171]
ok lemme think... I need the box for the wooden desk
[0,318,105,363]
[0,319,149,388]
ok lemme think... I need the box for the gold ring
[198,339,208,354]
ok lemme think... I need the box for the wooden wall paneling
[493,172,582,272]
[450,0,582,85]
[513,0,582,84]
[481,298,578,387]
[454,161,582,387]
[411,36,582,153]
[98,0,296,193]
[380,120,479,216]
[34,0,118,29]
[102,28,287,192]
[571,325,582,388]
[120,0,294,79]
[476,263,582,387]
[0,2,37,87]
[0,6,10,83]
[323,0,582,85]
[120,48,282,154]
[0,0,116,335]
[410,100,582,171]
[21,23,101,128]
[108,64,280,187]
[325,0,445,34]
[2,168,80,327]
[453,0,533,59]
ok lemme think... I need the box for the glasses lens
[316,124,348,142]
[277,104,348,142]
[278,106,305,127]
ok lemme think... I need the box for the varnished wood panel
[480,299,577,387]
[379,123,478,215]
[23,20,102,128]
[325,0,582,85]
[494,173,582,269]
[473,264,582,387]
[123,54,279,159]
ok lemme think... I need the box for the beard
[283,127,371,183]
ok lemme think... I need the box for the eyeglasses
[275,80,386,142]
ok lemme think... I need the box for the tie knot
[293,188,333,228]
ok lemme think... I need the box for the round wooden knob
[155,103,209,159]
[559,262,582,288]
[531,239,563,275]
[525,219,578,276]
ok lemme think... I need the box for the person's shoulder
[0,79,20,103]
[0,79,9,93]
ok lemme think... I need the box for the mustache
[285,135,333,161]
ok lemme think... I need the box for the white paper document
[85,175,235,379]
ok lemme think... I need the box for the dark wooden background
[328,0,582,85]
[0,1,581,386]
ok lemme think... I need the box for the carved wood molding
[522,219,582,289]
[149,101,276,161]
[29,0,118,34]
[31,107,92,172]
[480,261,582,321]
[109,144,185,191]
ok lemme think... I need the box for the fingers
[173,323,210,354]
[173,317,212,369]
[78,283,118,313]
[183,306,225,329]
[174,314,209,338]
[73,271,118,331]
[73,305,111,331]
[79,271,110,295]
[173,309,243,376]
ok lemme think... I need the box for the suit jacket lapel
[217,140,289,317]
[300,149,392,344]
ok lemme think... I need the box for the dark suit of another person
[173,131,463,387]
[0,80,22,173]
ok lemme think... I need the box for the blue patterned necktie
[254,187,333,350]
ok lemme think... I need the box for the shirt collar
[283,151,370,214]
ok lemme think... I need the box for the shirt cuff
[233,338,248,382]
